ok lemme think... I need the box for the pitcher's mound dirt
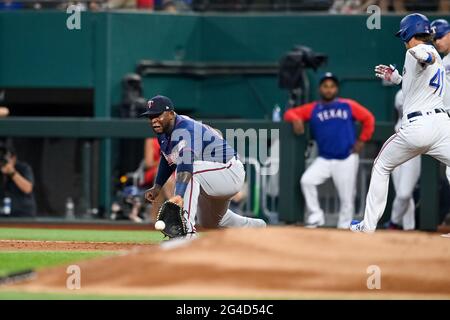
[10,227,450,299]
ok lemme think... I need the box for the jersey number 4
[429,69,445,96]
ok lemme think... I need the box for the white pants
[364,112,450,231]
[182,157,266,232]
[301,153,359,228]
[391,156,421,230]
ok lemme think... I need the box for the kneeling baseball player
[142,95,266,238]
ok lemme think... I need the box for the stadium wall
[3,11,449,120]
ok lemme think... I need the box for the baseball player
[351,13,450,233]
[431,19,450,186]
[284,73,375,228]
[141,95,266,235]
[388,89,420,230]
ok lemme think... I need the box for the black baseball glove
[156,200,188,238]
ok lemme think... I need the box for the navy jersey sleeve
[171,120,203,174]
[154,155,176,187]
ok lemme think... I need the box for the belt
[407,108,446,120]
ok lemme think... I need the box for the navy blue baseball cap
[319,72,339,85]
[139,95,174,118]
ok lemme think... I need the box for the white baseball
[155,220,165,231]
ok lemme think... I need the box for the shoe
[441,233,450,238]
[384,221,403,230]
[305,214,325,228]
[305,222,324,228]
[350,220,365,232]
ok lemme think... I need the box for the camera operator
[0,144,36,217]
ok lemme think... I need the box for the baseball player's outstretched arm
[168,146,197,206]
[408,46,436,65]
[145,156,176,203]
[284,102,315,135]
[375,64,403,85]
[154,156,176,189]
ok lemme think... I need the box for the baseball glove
[156,200,188,238]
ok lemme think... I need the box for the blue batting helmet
[396,13,431,42]
[431,19,450,40]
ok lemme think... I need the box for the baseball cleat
[305,220,325,228]
[305,214,325,228]
[350,220,365,232]
[441,233,450,238]
[384,221,403,230]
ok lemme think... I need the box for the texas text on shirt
[283,98,375,159]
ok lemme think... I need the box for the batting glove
[374,64,402,85]
[408,47,434,65]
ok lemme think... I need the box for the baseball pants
[182,157,266,232]
[301,153,359,228]
[391,156,421,230]
[363,112,450,231]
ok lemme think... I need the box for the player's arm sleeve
[173,148,196,197]
[173,123,201,197]
[394,90,404,111]
[347,99,375,142]
[20,164,35,185]
[408,46,435,65]
[154,155,176,187]
[283,102,315,122]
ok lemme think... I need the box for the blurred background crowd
[0,0,448,13]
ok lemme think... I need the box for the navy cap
[431,19,450,40]
[139,95,174,118]
[319,72,339,85]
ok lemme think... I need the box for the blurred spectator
[142,138,175,222]
[137,0,154,9]
[155,0,191,11]
[0,144,36,217]
[438,0,450,11]
[330,0,363,13]
[141,137,161,189]
[360,0,391,11]
[0,107,9,118]
[330,0,397,13]
[330,0,448,13]
[401,0,446,12]
[0,1,23,10]
[106,0,136,9]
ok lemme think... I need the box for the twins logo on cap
[148,100,154,109]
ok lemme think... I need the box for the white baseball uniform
[390,90,420,230]
[443,53,450,109]
[182,157,267,232]
[284,98,375,229]
[301,153,359,228]
[363,44,450,232]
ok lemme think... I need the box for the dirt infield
[0,240,152,251]
[8,227,450,299]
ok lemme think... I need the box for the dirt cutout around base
[9,227,450,299]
